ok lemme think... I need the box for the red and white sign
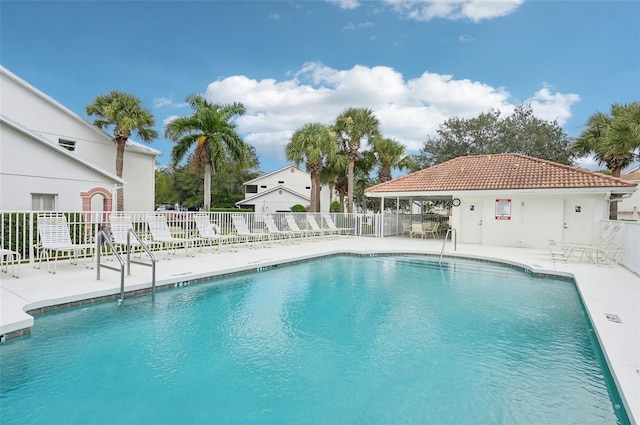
[495,199,511,220]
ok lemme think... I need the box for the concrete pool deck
[1,236,638,423]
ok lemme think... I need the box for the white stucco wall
[618,179,640,221]
[0,121,118,211]
[451,192,608,248]
[0,68,158,211]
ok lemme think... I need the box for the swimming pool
[0,255,629,424]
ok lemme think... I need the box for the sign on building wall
[495,199,511,220]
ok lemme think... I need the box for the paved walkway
[1,236,638,423]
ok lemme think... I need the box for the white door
[461,200,483,244]
[562,199,594,243]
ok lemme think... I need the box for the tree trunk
[329,182,334,204]
[347,159,355,213]
[311,172,321,212]
[204,163,212,212]
[609,166,622,219]
[115,138,127,211]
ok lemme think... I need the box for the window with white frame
[32,194,56,211]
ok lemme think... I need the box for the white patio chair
[193,213,239,252]
[549,222,623,265]
[36,215,95,273]
[109,214,157,256]
[231,214,270,248]
[146,213,198,257]
[285,214,318,239]
[307,215,332,238]
[401,220,412,237]
[322,214,354,236]
[410,223,425,239]
[263,215,297,243]
[0,248,21,278]
[422,221,440,239]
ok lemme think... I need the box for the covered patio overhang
[364,190,457,212]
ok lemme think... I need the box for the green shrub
[290,204,307,213]
[330,201,341,213]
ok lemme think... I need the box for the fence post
[28,211,34,266]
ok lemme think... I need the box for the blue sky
[2,0,639,173]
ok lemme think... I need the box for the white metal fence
[614,220,640,276]
[0,211,363,265]
[1,211,637,276]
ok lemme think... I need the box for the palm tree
[86,91,157,211]
[574,102,640,218]
[333,107,380,213]
[321,149,348,211]
[286,123,337,212]
[368,136,415,183]
[164,95,246,211]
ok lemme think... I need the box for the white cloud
[162,115,179,127]
[526,87,580,125]
[153,97,188,109]
[376,0,523,22]
[268,13,280,20]
[326,0,360,10]
[202,62,579,161]
[343,21,375,30]
[153,97,174,108]
[458,34,474,42]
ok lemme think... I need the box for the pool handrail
[95,227,157,303]
[439,228,457,266]
[96,228,125,300]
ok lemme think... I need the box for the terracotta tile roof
[367,153,637,193]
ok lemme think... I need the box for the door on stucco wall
[460,200,483,244]
[562,199,594,243]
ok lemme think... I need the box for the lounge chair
[231,214,270,248]
[109,214,157,256]
[193,213,238,252]
[146,213,198,257]
[285,214,318,239]
[36,214,94,273]
[549,222,623,265]
[263,215,297,243]
[307,215,332,238]
[322,214,354,236]
[0,248,21,277]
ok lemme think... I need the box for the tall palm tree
[86,91,157,211]
[286,123,337,212]
[321,149,348,210]
[164,95,246,211]
[333,107,380,213]
[574,102,640,218]
[368,136,415,183]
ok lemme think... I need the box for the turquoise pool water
[0,255,629,424]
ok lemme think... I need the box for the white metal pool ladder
[96,228,157,303]
[439,228,457,266]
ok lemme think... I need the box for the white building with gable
[0,66,160,212]
[236,165,337,213]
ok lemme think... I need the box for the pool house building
[366,153,638,249]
